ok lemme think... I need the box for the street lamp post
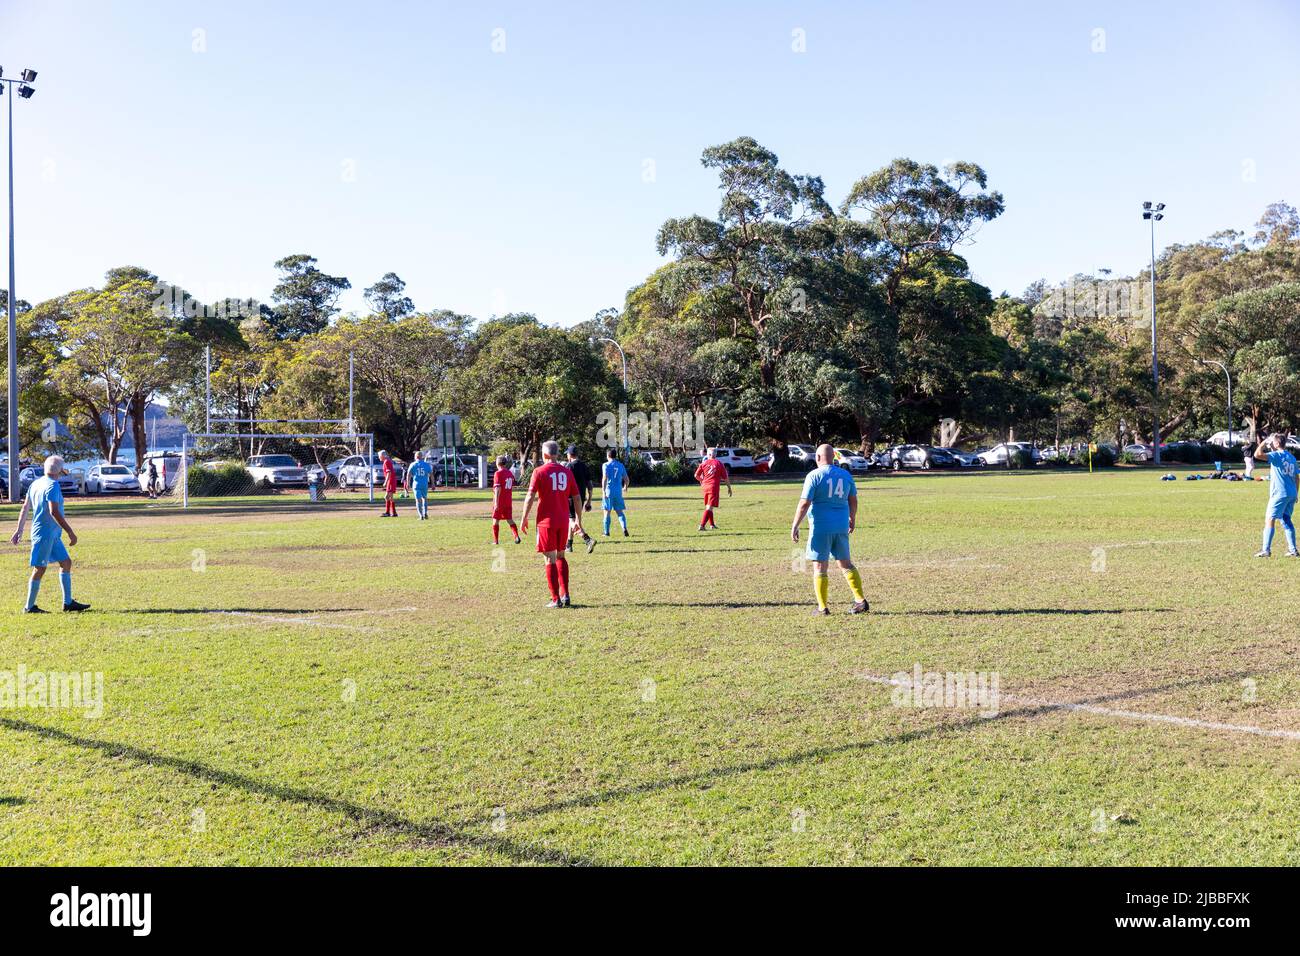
[1198,358,1233,448]
[1142,201,1165,465]
[2,67,38,502]
[597,336,630,458]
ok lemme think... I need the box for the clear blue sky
[3,0,1298,323]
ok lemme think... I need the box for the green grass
[2,467,1299,865]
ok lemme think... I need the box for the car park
[85,462,140,494]
[882,444,958,471]
[640,450,667,468]
[976,442,1040,466]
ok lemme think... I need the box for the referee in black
[566,445,598,554]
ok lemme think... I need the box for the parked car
[882,444,958,471]
[1122,443,1153,462]
[337,454,406,490]
[976,442,1041,466]
[938,447,985,468]
[786,444,818,467]
[712,448,756,472]
[18,464,83,496]
[640,450,667,468]
[245,454,309,488]
[85,462,140,494]
[138,451,190,493]
[754,452,774,474]
[834,447,873,473]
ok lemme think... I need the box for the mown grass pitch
[1,468,1298,865]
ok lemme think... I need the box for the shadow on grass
[0,717,597,866]
[503,669,1260,825]
[871,608,1174,617]
[616,600,807,609]
[0,796,26,807]
[132,607,363,615]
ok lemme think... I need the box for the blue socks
[61,572,72,605]
[1284,517,1298,554]
[1263,524,1276,553]
[603,513,611,535]
[619,513,628,533]
[26,578,41,610]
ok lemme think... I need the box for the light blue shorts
[30,534,69,568]
[807,528,851,562]
[1267,496,1297,521]
[603,493,625,511]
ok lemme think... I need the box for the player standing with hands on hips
[10,455,91,613]
[1254,433,1298,557]
[791,444,868,615]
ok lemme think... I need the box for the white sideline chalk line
[857,673,1300,741]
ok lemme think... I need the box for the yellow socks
[844,567,865,602]
[814,572,830,609]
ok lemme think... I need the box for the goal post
[178,429,375,508]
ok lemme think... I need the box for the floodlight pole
[5,79,18,501]
[1199,358,1233,447]
[1143,202,1165,465]
[598,336,629,457]
[204,345,211,433]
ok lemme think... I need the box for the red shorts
[535,521,567,554]
[492,504,514,521]
[384,478,398,493]
[702,486,720,508]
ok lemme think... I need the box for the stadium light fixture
[1197,358,1233,448]
[1143,201,1166,465]
[2,63,38,500]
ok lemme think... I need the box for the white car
[787,444,817,465]
[977,442,1040,466]
[85,462,140,494]
[713,447,756,471]
[640,450,667,468]
[833,447,872,473]
[337,454,405,489]
[246,454,309,488]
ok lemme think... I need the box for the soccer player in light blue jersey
[791,443,868,614]
[405,450,434,520]
[1253,433,1298,557]
[601,448,630,537]
[9,455,90,614]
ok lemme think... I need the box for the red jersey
[695,458,728,488]
[493,468,516,500]
[382,458,397,491]
[529,461,578,526]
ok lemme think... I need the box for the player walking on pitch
[379,450,398,518]
[491,455,521,544]
[565,446,597,554]
[601,448,630,536]
[1254,432,1298,557]
[791,444,868,615]
[10,455,91,614]
[521,441,586,607]
[694,447,732,531]
[405,450,433,520]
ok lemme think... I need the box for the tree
[363,272,415,319]
[453,317,620,461]
[269,254,351,339]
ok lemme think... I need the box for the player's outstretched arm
[9,499,31,546]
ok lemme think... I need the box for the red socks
[492,522,500,544]
[557,557,569,597]
[544,563,560,600]
[702,509,715,527]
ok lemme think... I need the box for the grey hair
[542,440,560,458]
[44,455,64,477]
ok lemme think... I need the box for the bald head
[815,443,835,466]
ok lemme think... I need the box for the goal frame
[180,429,375,508]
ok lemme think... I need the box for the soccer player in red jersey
[520,440,587,608]
[693,446,732,531]
[380,450,399,517]
[491,455,521,545]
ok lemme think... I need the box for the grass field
[1,467,1299,866]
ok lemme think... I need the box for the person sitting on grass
[9,455,90,614]
[1254,432,1298,557]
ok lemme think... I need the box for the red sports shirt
[382,458,397,490]
[529,461,578,526]
[492,468,515,503]
[695,458,728,488]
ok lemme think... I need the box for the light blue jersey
[408,460,433,493]
[1267,450,1298,501]
[602,460,627,493]
[801,464,856,534]
[25,475,70,568]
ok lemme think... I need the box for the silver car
[85,462,140,494]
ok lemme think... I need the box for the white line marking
[216,611,376,632]
[856,673,1300,741]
